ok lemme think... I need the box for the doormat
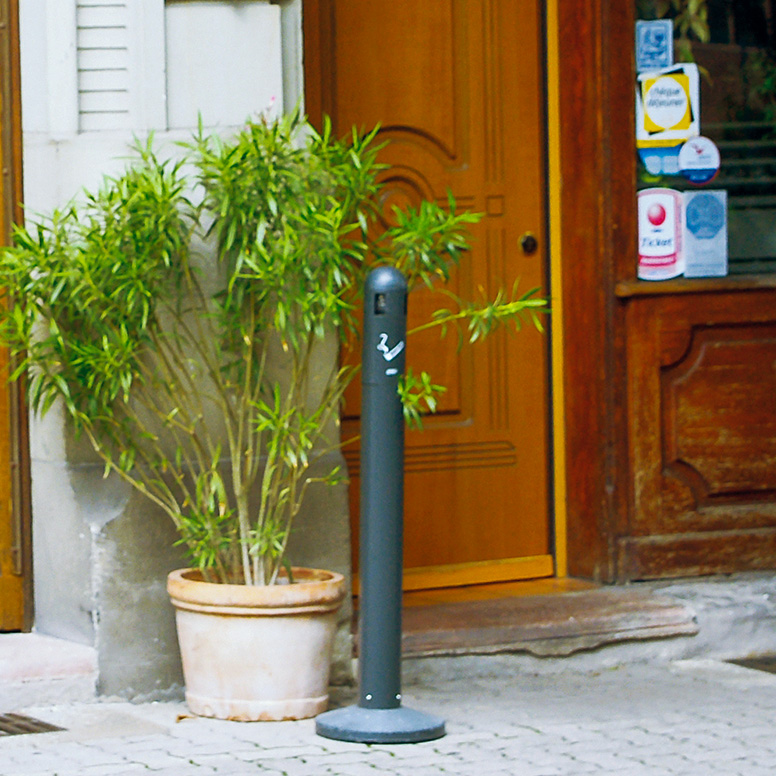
[727,656,776,674]
[0,713,64,737]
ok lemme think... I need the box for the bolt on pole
[316,266,445,744]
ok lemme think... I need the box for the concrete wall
[20,0,352,699]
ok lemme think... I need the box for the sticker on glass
[636,64,700,149]
[683,190,727,277]
[636,20,673,72]
[637,188,684,280]
[638,146,681,176]
[678,136,721,185]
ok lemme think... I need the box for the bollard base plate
[316,705,445,744]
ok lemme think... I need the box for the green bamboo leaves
[1,141,188,422]
[0,112,547,586]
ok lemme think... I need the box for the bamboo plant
[0,113,547,586]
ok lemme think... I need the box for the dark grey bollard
[315,266,445,744]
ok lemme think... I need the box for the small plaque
[636,20,673,73]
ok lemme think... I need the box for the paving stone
[9,658,776,775]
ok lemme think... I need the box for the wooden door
[0,0,28,631]
[305,0,551,589]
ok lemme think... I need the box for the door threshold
[399,581,698,658]
[402,576,598,607]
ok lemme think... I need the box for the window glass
[637,0,776,274]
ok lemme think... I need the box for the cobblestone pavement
[3,657,776,775]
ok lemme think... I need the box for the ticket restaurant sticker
[638,188,684,280]
[636,63,700,148]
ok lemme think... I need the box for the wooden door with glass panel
[304,0,551,590]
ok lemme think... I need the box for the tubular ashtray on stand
[315,266,445,744]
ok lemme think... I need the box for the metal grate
[0,713,64,737]
[728,656,776,674]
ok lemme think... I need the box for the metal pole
[316,266,445,744]
[358,265,406,710]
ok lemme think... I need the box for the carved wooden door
[305,0,551,589]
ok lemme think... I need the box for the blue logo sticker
[636,20,673,72]
[678,137,721,185]
[686,193,725,239]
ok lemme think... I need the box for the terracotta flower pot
[167,567,346,721]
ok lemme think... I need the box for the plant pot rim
[167,567,347,616]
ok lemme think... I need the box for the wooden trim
[546,0,567,579]
[557,1,606,580]
[618,530,776,580]
[353,556,555,597]
[402,577,598,607]
[301,0,327,129]
[556,0,637,582]
[401,556,554,592]
[10,0,30,631]
[616,275,776,298]
[0,0,15,240]
[1,0,30,630]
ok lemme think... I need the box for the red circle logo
[647,203,666,226]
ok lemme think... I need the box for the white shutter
[76,1,131,131]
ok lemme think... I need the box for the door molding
[0,0,31,630]
[553,0,637,582]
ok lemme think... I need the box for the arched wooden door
[304,0,551,590]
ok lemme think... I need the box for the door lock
[519,232,539,255]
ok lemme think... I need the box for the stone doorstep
[7,574,776,707]
[0,586,721,703]
[0,633,96,683]
[0,634,97,709]
[400,588,699,658]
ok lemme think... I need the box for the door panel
[305,0,551,588]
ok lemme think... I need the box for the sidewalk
[3,656,776,775]
[5,571,776,775]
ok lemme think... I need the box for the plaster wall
[19,0,352,699]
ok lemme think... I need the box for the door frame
[0,0,32,630]
[550,0,637,582]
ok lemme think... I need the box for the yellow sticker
[636,64,699,149]
[642,74,691,133]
